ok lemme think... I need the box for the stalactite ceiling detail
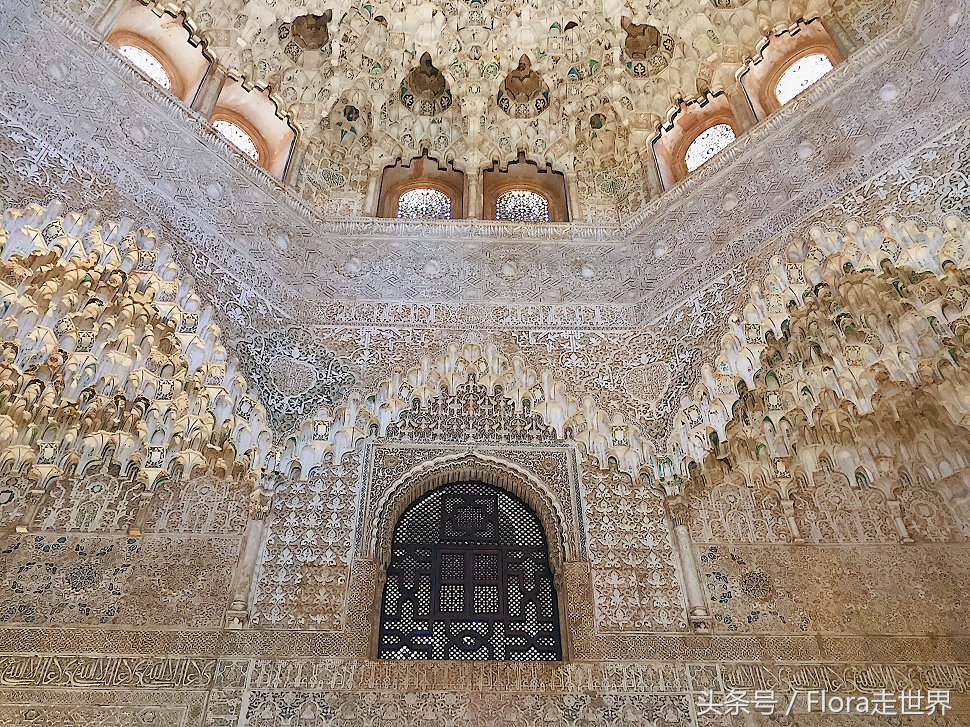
[133,0,896,218]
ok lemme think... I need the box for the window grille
[378,481,562,661]
[774,53,834,105]
[495,190,550,223]
[397,188,452,220]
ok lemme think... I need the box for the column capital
[663,493,692,527]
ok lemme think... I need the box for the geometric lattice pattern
[397,188,452,220]
[495,190,551,223]
[378,482,562,660]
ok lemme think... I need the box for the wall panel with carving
[0,533,239,627]
[250,458,360,628]
[0,0,962,334]
[0,0,967,724]
[584,464,689,632]
[697,543,970,635]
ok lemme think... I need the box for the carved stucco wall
[0,0,967,450]
[0,0,969,723]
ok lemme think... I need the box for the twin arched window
[109,6,293,177]
[378,481,562,661]
[394,186,554,224]
[392,185,557,224]
[670,42,836,182]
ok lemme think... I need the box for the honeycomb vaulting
[0,0,968,722]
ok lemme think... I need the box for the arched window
[482,153,569,221]
[118,45,171,89]
[397,188,452,220]
[495,190,550,223]
[107,5,210,104]
[738,19,842,118]
[377,155,465,219]
[684,123,736,172]
[774,53,834,104]
[212,119,260,162]
[378,481,562,661]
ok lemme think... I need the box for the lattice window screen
[378,481,562,661]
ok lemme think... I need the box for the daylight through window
[397,188,452,220]
[684,123,736,172]
[495,190,550,223]
[774,53,834,105]
[213,120,260,162]
[118,45,171,89]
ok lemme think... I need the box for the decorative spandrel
[378,481,563,661]
[384,377,558,445]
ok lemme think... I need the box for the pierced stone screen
[378,481,562,661]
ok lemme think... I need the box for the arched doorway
[377,480,562,660]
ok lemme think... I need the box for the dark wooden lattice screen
[378,481,562,660]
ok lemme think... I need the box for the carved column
[94,0,128,36]
[887,499,915,544]
[724,82,758,130]
[283,133,310,188]
[561,560,599,660]
[127,489,155,536]
[823,13,861,58]
[366,562,387,659]
[225,475,276,628]
[363,169,381,216]
[127,468,166,536]
[773,463,805,543]
[877,457,914,543]
[642,149,664,199]
[779,495,805,543]
[467,173,482,219]
[664,494,711,632]
[15,476,49,533]
[565,173,582,222]
[191,64,228,120]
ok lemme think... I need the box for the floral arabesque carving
[365,343,658,479]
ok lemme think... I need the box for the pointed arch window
[378,481,562,660]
